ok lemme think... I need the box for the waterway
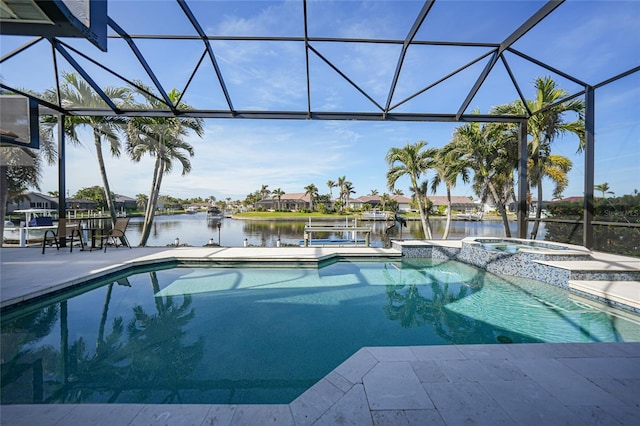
[125,213,545,247]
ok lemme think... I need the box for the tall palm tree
[304,183,318,211]
[343,181,355,209]
[431,144,471,239]
[494,77,585,238]
[259,185,270,201]
[271,188,285,210]
[326,180,336,200]
[126,88,203,246]
[386,141,438,239]
[336,176,347,210]
[44,71,130,226]
[451,120,516,237]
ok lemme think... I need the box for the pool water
[479,240,570,253]
[2,258,639,405]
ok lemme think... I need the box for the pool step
[568,280,640,311]
[535,259,640,282]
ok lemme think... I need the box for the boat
[185,206,198,214]
[361,210,390,220]
[454,211,484,221]
[206,206,224,220]
[3,209,58,244]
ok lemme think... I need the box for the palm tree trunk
[93,132,118,227]
[488,181,511,237]
[149,271,164,313]
[139,156,162,246]
[531,179,543,239]
[423,195,433,238]
[443,185,452,240]
[96,283,113,350]
[413,180,432,239]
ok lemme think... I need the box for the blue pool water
[2,258,639,405]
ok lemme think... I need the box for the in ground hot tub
[476,238,573,254]
[458,237,592,287]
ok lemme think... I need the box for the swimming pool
[2,258,639,405]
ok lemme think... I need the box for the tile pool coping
[1,244,639,425]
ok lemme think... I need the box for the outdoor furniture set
[42,217,131,254]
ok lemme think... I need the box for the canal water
[126,213,545,247]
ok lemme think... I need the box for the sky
[1,0,639,202]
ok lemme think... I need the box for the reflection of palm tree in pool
[382,263,509,343]
[38,273,203,403]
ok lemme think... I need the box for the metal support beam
[384,0,435,115]
[518,121,529,238]
[177,0,235,113]
[303,0,312,118]
[499,0,564,55]
[456,51,498,120]
[308,45,384,111]
[457,0,565,120]
[52,41,121,114]
[57,115,66,247]
[583,87,595,248]
[108,18,175,111]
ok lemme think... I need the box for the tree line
[1,72,203,246]
[2,75,587,246]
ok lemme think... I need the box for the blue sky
[1,0,638,201]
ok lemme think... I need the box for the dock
[303,225,372,247]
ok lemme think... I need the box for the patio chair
[100,217,132,252]
[42,219,84,254]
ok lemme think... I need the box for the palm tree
[326,180,336,200]
[369,189,379,196]
[451,120,516,237]
[271,188,285,210]
[126,87,203,246]
[343,181,355,209]
[431,144,471,239]
[259,185,270,201]
[135,193,148,211]
[594,182,614,199]
[380,193,391,212]
[494,77,585,238]
[336,176,347,210]
[393,189,404,196]
[304,183,319,211]
[44,71,130,226]
[386,141,438,239]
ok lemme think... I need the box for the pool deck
[1,244,639,425]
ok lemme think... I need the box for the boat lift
[302,217,372,247]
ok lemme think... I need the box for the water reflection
[125,213,544,247]
[0,273,204,404]
[2,259,638,405]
